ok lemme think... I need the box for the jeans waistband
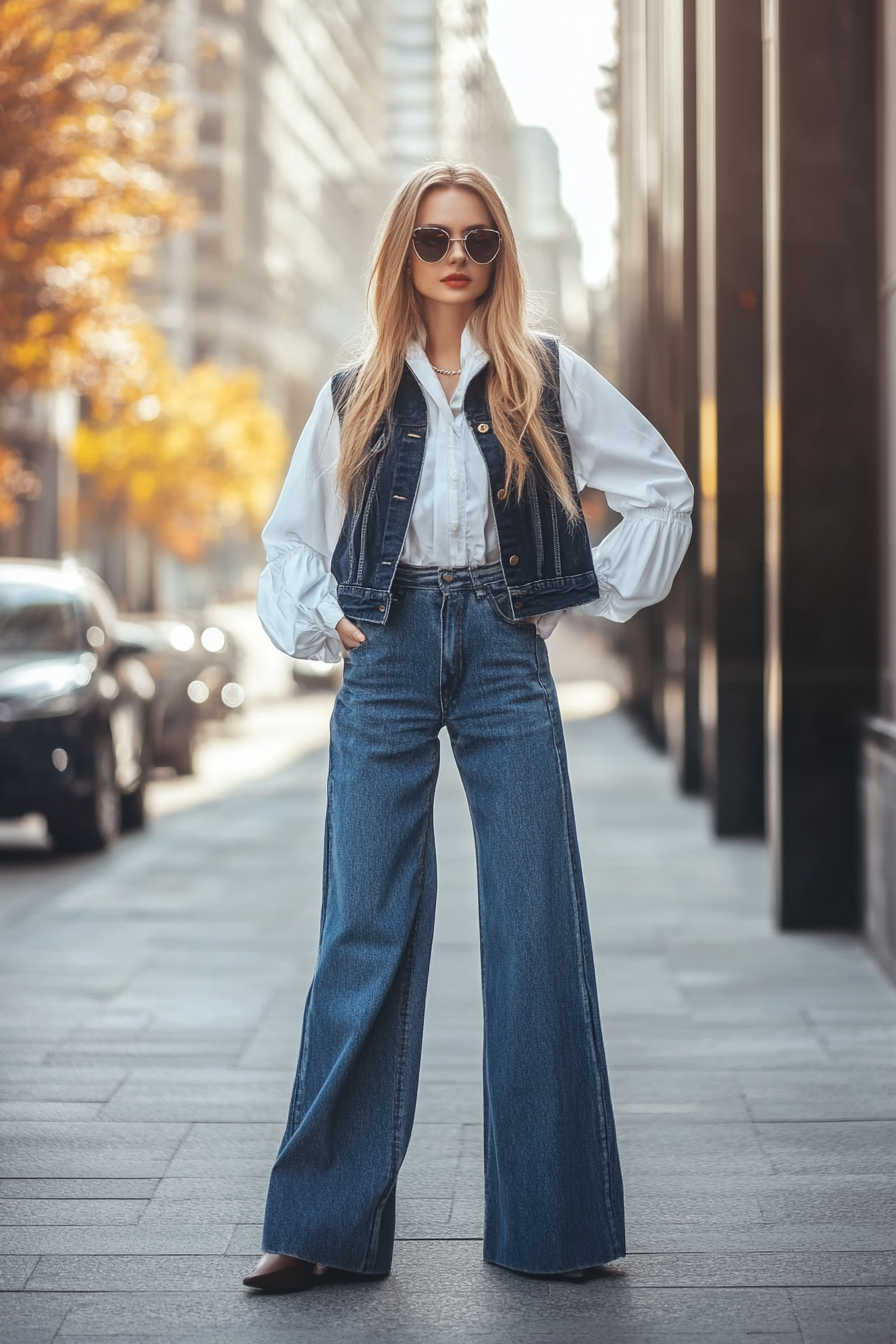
[393,561,504,592]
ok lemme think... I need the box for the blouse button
[477,423,489,433]
[509,555,519,566]
[496,488,506,501]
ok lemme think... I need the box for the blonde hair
[336,162,578,518]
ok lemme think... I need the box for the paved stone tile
[0,1180,158,1201]
[0,1070,127,1103]
[740,1071,896,1122]
[100,1074,291,1124]
[0,1225,234,1256]
[0,1201,147,1227]
[790,1286,896,1341]
[624,1191,763,1224]
[0,1294,69,1343]
[754,1120,896,1173]
[141,1199,263,1225]
[0,1104,104,1122]
[43,1269,802,1344]
[617,1119,775,1178]
[0,1124,189,1180]
[627,1224,896,1253]
[755,1176,896,1225]
[25,1254,249,1292]
[0,1256,37,1290]
[413,1082,482,1124]
[0,1049,49,1067]
[611,1069,752,1121]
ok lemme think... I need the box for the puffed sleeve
[559,345,693,623]
[257,380,348,663]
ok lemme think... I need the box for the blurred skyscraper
[149,0,592,441]
[149,0,389,436]
[2,0,593,589]
[513,127,591,354]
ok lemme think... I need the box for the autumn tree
[0,0,190,398]
[74,327,289,561]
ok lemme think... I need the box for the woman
[245,163,693,1293]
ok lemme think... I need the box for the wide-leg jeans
[261,563,625,1276]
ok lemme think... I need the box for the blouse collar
[406,325,489,421]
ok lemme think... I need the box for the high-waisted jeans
[261,563,625,1276]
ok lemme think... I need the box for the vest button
[509,555,519,566]
[496,488,507,500]
[379,605,386,611]
[514,601,523,610]
[477,423,489,433]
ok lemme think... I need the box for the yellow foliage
[0,446,42,528]
[0,0,193,396]
[75,328,290,562]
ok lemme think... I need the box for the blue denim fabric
[261,563,625,1276]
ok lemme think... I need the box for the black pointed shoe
[243,1259,328,1294]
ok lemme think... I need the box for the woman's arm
[257,380,355,662]
[558,345,694,622]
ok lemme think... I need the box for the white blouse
[258,328,694,663]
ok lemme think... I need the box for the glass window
[0,584,79,654]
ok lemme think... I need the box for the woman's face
[408,186,497,310]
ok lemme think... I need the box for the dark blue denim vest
[330,338,600,624]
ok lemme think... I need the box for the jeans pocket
[484,588,540,634]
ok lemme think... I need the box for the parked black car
[130,614,244,776]
[0,559,156,851]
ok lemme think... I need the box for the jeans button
[443,572,454,583]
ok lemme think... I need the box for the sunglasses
[411,226,502,266]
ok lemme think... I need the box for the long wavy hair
[336,162,578,518]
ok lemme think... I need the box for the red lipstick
[441,273,471,288]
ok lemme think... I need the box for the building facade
[616,0,896,971]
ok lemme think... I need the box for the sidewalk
[1,697,895,1341]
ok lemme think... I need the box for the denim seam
[356,453,386,583]
[471,814,494,1229]
[531,635,621,1255]
[285,756,336,1140]
[438,592,447,721]
[526,476,544,576]
[361,764,438,1273]
[551,498,562,574]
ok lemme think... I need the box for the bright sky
[487,0,618,288]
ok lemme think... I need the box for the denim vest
[330,338,600,624]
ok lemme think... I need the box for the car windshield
[0,583,79,654]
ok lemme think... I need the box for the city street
[1,623,895,1343]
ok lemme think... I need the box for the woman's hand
[336,617,366,652]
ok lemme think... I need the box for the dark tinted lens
[465,229,501,264]
[412,228,450,262]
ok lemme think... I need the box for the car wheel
[169,720,195,776]
[48,731,121,852]
[121,731,151,832]
[120,780,146,831]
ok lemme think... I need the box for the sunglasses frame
[411,226,502,266]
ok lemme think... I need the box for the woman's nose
[447,238,467,264]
